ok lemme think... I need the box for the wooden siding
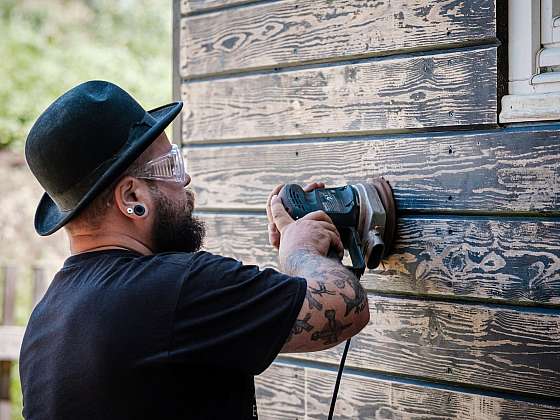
[255,364,560,419]
[181,0,498,78]
[201,213,560,306]
[186,126,560,213]
[174,1,560,418]
[253,363,305,418]
[282,295,560,398]
[182,46,497,142]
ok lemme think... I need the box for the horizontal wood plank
[283,295,560,398]
[187,125,560,213]
[181,0,497,78]
[181,0,261,15]
[302,366,560,419]
[181,46,497,142]
[200,213,560,305]
[254,364,305,419]
[256,364,560,419]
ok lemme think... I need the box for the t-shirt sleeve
[169,251,307,375]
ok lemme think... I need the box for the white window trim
[500,0,560,123]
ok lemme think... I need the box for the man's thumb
[270,195,294,232]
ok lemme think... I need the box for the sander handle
[278,184,365,275]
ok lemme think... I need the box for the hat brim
[34,101,183,236]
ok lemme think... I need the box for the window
[500,0,560,123]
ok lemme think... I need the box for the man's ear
[114,177,152,219]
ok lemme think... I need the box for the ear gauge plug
[126,208,134,214]
[133,204,146,217]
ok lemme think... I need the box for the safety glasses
[130,144,187,184]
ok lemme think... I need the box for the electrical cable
[328,271,362,420]
[327,338,351,420]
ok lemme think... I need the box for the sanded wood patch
[302,366,560,419]
[181,46,497,142]
[200,213,560,306]
[282,294,560,398]
[186,126,560,213]
[181,0,261,15]
[181,0,497,78]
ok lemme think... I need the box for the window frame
[500,0,560,123]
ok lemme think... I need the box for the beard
[151,186,206,253]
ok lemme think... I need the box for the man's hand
[265,182,326,249]
[270,195,344,267]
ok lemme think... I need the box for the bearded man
[19,81,369,419]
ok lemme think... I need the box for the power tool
[278,178,396,275]
[278,178,397,419]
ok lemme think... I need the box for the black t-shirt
[19,250,306,419]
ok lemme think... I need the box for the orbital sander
[278,178,396,274]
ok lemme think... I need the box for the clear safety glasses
[131,144,187,184]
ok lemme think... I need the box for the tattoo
[332,271,348,289]
[281,249,368,332]
[311,310,352,345]
[305,289,323,310]
[309,281,336,296]
[340,282,367,316]
[286,313,313,342]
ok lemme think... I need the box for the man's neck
[68,232,154,256]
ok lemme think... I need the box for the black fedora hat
[25,80,183,236]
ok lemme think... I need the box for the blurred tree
[0,0,172,150]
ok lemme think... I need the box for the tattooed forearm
[305,289,323,311]
[309,281,335,296]
[340,285,367,316]
[281,249,368,317]
[311,309,352,345]
[286,313,313,343]
[331,271,349,289]
[280,249,369,352]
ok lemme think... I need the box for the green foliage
[0,0,172,150]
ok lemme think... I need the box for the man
[20,80,369,419]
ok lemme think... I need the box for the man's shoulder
[150,250,226,268]
[138,251,244,284]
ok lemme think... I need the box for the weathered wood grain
[256,364,560,419]
[283,295,560,398]
[181,0,497,78]
[181,0,262,15]
[254,364,305,419]
[302,366,560,419]
[181,46,497,142]
[186,126,560,213]
[200,213,560,305]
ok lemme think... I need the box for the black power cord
[327,270,362,419]
[327,338,351,419]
